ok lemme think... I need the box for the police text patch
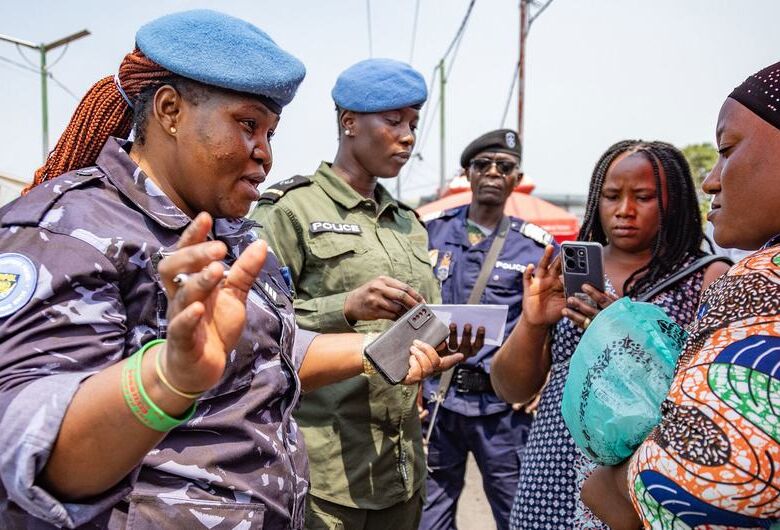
[495,261,527,273]
[309,222,362,235]
[0,253,37,318]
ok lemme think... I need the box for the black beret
[460,129,522,168]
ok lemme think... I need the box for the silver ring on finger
[172,273,190,286]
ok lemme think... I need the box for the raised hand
[521,245,566,327]
[157,212,267,394]
[344,275,425,322]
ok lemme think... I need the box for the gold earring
[170,126,177,134]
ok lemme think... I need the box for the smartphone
[364,304,449,385]
[561,241,605,303]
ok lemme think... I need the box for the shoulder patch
[257,175,312,203]
[519,222,555,246]
[0,253,37,318]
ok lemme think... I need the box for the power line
[500,61,520,127]
[440,0,476,63]
[366,0,374,57]
[398,0,478,198]
[499,0,556,127]
[48,73,79,100]
[0,54,39,74]
[528,0,555,28]
[408,0,421,64]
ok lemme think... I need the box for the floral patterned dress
[509,255,706,529]
[629,243,780,529]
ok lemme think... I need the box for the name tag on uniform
[495,261,527,273]
[310,221,362,235]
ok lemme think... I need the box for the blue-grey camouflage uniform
[0,137,316,529]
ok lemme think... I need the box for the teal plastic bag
[561,297,687,465]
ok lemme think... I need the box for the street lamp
[0,29,90,161]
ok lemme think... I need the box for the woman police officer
[252,59,482,529]
[0,11,458,529]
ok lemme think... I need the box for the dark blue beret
[332,58,427,113]
[460,129,522,168]
[136,9,306,113]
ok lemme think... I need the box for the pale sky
[1,1,778,200]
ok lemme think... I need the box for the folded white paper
[427,304,509,347]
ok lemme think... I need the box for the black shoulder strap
[257,175,311,203]
[637,254,732,302]
[467,216,510,305]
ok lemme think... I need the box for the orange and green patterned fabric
[629,243,780,529]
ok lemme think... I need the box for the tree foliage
[681,142,718,223]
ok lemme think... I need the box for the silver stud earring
[345,129,353,136]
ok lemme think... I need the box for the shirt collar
[313,161,398,216]
[97,137,259,241]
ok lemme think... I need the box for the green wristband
[121,339,196,432]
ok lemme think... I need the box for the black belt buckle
[453,367,493,394]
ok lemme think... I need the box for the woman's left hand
[562,283,619,331]
[402,339,464,385]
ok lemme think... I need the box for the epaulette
[519,221,555,246]
[420,207,459,224]
[0,167,103,228]
[257,175,311,203]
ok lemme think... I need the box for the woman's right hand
[522,245,566,327]
[157,212,268,395]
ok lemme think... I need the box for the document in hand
[427,304,509,347]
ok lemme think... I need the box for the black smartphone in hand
[561,241,605,304]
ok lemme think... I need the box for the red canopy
[417,190,580,243]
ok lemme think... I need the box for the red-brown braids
[26,48,172,192]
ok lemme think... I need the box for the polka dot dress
[509,256,705,529]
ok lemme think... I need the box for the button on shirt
[424,205,557,416]
[252,162,440,509]
[0,138,315,529]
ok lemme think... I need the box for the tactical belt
[453,365,494,394]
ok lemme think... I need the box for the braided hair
[578,140,704,298]
[27,49,205,192]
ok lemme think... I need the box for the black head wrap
[729,61,780,130]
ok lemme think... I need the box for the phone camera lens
[564,247,576,258]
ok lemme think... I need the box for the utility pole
[438,59,447,193]
[517,0,529,144]
[0,29,90,161]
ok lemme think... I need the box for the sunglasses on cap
[469,158,518,176]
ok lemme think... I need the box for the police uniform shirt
[251,161,440,510]
[424,204,557,416]
[0,138,315,529]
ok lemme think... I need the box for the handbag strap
[637,254,732,302]
[466,216,511,305]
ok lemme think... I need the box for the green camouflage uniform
[251,162,440,511]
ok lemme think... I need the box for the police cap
[136,10,306,114]
[460,129,522,169]
[332,58,427,113]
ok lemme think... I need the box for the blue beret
[136,10,305,113]
[332,58,427,113]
